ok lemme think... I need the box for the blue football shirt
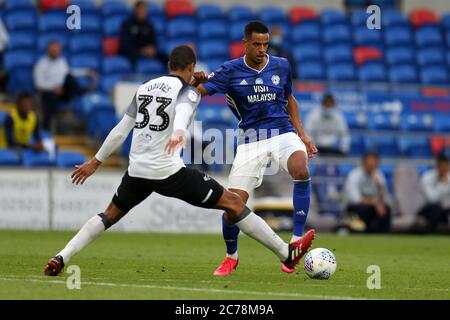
[203,55,295,143]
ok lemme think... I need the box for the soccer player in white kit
[44,46,306,276]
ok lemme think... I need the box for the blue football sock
[222,213,240,255]
[293,179,311,237]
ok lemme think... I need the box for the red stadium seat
[229,42,245,59]
[410,9,439,28]
[103,37,120,56]
[166,0,195,19]
[353,47,382,66]
[40,0,69,12]
[289,7,318,25]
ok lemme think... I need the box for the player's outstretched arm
[71,114,136,185]
[286,94,318,158]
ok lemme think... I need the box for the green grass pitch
[0,230,449,300]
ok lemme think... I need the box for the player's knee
[103,209,124,225]
[224,190,245,219]
[291,164,310,180]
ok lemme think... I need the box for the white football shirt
[125,75,200,179]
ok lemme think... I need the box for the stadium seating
[398,136,432,158]
[198,20,227,40]
[385,47,416,65]
[291,21,321,43]
[167,18,197,39]
[136,59,166,75]
[327,63,356,81]
[69,34,102,54]
[415,26,444,47]
[0,149,21,166]
[22,150,56,167]
[102,56,132,75]
[322,24,352,44]
[228,5,255,22]
[5,11,37,32]
[410,8,439,28]
[358,63,387,82]
[292,43,322,63]
[56,151,86,168]
[388,65,418,83]
[166,0,196,19]
[7,32,36,50]
[196,4,225,21]
[297,61,325,81]
[353,47,383,65]
[198,40,229,60]
[40,0,68,12]
[102,1,130,17]
[367,112,400,130]
[324,45,353,64]
[400,113,433,132]
[289,6,318,25]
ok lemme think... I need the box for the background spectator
[34,41,92,131]
[2,93,43,152]
[268,26,297,78]
[344,152,391,233]
[305,94,350,156]
[417,154,450,232]
[119,0,168,66]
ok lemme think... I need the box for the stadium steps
[54,135,123,167]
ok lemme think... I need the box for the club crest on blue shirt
[271,75,280,85]
[255,78,263,84]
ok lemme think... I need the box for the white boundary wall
[0,168,236,233]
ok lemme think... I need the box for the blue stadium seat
[358,63,387,82]
[102,56,132,75]
[367,112,400,130]
[204,59,223,72]
[103,15,128,36]
[147,2,163,18]
[398,136,432,158]
[385,47,415,65]
[56,151,86,168]
[353,27,383,46]
[420,66,449,84]
[7,67,35,94]
[323,24,352,44]
[296,61,325,81]
[228,5,255,22]
[0,111,6,126]
[70,0,99,14]
[39,12,68,32]
[344,112,367,129]
[100,74,122,94]
[5,10,37,31]
[150,16,166,34]
[400,113,433,132]
[22,150,56,167]
[417,164,431,176]
[7,32,36,50]
[314,163,340,177]
[102,1,130,17]
[121,131,133,158]
[69,34,102,54]
[314,182,343,216]
[4,50,35,71]
[164,38,197,55]
[447,51,450,67]
[292,43,322,63]
[70,54,101,71]
[351,10,368,27]
[198,20,227,39]
[379,163,395,192]
[349,135,367,156]
[327,63,356,81]
[442,14,450,30]
[0,149,21,166]
[291,21,321,43]
[229,21,247,41]
[81,92,114,114]
[167,17,196,39]
[4,0,34,12]
[320,9,348,25]
[367,136,399,157]
[198,40,229,60]
[259,6,287,25]
[88,107,117,140]
[339,163,354,177]
[382,11,409,28]
[196,104,234,127]
[324,44,353,64]
[433,115,450,133]
[415,26,444,47]
[136,59,166,75]
[417,48,446,67]
[37,32,69,52]
[384,26,413,46]
[76,13,101,33]
[196,4,225,21]
[388,65,418,83]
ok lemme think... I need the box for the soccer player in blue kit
[192,21,318,275]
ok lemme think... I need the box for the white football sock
[226,252,239,260]
[291,234,301,243]
[236,211,288,261]
[57,215,106,264]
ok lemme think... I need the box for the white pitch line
[0,276,370,300]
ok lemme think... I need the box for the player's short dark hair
[134,0,147,10]
[169,45,196,71]
[322,93,335,105]
[244,21,269,39]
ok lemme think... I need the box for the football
[304,248,337,279]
